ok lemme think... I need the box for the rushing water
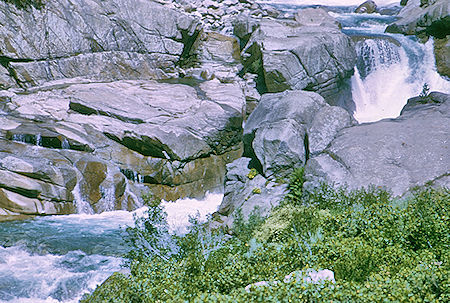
[339,13,450,122]
[258,1,450,123]
[2,2,450,302]
[0,193,223,302]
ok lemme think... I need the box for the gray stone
[401,91,449,115]
[9,80,244,161]
[214,157,287,228]
[0,77,245,216]
[0,65,15,90]
[194,32,240,64]
[434,37,450,78]
[241,10,356,100]
[355,1,377,14]
[0,188,74,215]
[308,106,353,154]
[385,0,449,39]
[304,99,450,196]
[253,120,306,177]
[0,0,201,86]
[244,90,325,177]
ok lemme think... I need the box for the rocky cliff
[0,0,248,216]
[385,0,449,77]
[0,0,359,217]
[1,0,448,221]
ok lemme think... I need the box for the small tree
[419,83,430,101]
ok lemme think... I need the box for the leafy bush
[82,176,449,302]
[419,83,430,101]
[284,166,305,204]
[1,0,44,9]
[247,168,259,180]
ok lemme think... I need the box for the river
[1,1,449,302]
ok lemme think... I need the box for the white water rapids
[2,1,450,302]
[0,193,223,303]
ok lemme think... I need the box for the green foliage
[285,166,305,204]
[419,82,430,100]
[124,193,178,264]
[251,187,261,194]
[83,185,449,302]
[1,0,44,9]
[80,273,134,303]
[247,168,259,180]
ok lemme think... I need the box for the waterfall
[352,38,414,122]
[36,134,42,147]
[352,37,450,123]
[61,138,70,149]
[72,182,94,215]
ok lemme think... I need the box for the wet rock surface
[0,78,245,215]
[385,0,449,39]
[384,0,449,78]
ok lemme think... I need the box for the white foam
[46,192,223,233]
[352,38,450,123]
[0,246,121,303]
[352,49,414,122]
[162,192,223,234]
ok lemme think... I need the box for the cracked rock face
[0,78,245,216]
[241,8,356,103]
[243,90,353,178]
[385,0,449,38]
[0,0,250,217]
[0,0,201,88]
[210,157,287,229]
[304,96,450,196]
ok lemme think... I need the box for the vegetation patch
[1,0,45,9]
[82,174,449,302]
[247,168,259,180]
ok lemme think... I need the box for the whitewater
[1,1,450,302]
[0,193,223,302]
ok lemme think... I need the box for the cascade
[72,182,95,215]
[351,38,413,122]
[352,37,450,123]
[36,134,42,147]
[2,2,449,302]
[0,193,223,302]
[61,138,70,149]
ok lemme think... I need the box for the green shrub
[247,168,259,180]
[82,183,449,302]
[1,0,44,9]
[284,166,305,204]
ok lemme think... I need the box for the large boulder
[0,79,245,216]
[243,90,353,178]
[304,93,450,196]
[401,91,450,114]
[213,90,354,227]
[434,37,450,78]
[355,1,377,14]
[0,0,201,88]
[385,0,450,39]
[240,8,356,103]
[211,157,287,229]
